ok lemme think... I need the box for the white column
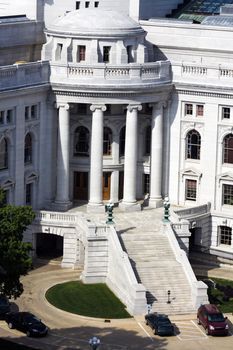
[120,104,142,210]
[54,103,72,211]
[88,104,106,210]
[149,102,165,208]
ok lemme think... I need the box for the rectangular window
[76,1,80,9]
[31,105,37,119]
[94,1,99,7]
[78,45,86,62]
[85,1,90,8]
[219,226,232,245]
[196,104,204,116]
[103,46,111,63]
[185,103,193,116]
[25,106,29,120]
[223,184,233,205]
[26,183,32,206]
[56,43,63,61]
[222,107,230,119]
[185,179,197,201]
[6,109,13,124]
[0,111,4,124]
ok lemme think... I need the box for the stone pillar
[88,104,106,211]
[54,103,72,211]
[120,104,142,211]
[149,102,165,208]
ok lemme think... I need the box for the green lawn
[200,277,233,313]
[45,281,131,319]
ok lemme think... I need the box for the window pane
[219,226,232,245]
[185,104,193,116]
[74,126,89,156]
[78,46,86,62]
[222,107,230,119]
[186,130,201,159]
[223,134,233,164]
[223,184,233,205]
[119,126,125,157]
[196,105,204,116]
[103,46,111,63]
[145,126,151,155]
[26,183,32,205]
[103,127,112,155]
[0,138,8,170]
[185,179,197,200]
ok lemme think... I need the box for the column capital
[127,104,142,113]
[90,104,106,112]
[54,102,70,110]
[149,101,167,110]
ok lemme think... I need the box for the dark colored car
[5,312,48,337]
[145,313,174,336]
[0,295,10,318]
[197,304,228,336]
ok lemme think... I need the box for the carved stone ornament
[90,104,107,112]
[127,104,142,112]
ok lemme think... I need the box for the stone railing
[173,62,233,86]
[50,60,171,87]
[166,224,208,308]
[173,203,211,220]
[0,61,50,91]
[34,210,81,226]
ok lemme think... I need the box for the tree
[0,188,35,298]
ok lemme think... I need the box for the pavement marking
[174,320,208,341]
[137,321,154,342]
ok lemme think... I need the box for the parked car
[145,313,174,336]
[5,312,48,337]
[0,295,10,318]
[197,304,228,336]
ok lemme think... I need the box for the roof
[47,9,144,38]
[170,0,233,23]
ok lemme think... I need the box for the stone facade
[1,1,233,265]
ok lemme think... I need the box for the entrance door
[103,172,111,200]
[73,172,88,200]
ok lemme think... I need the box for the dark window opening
[144,174,150,195]
[186,129,201,160]
[223,184,233,205]
[219,226,232,246]
[223,134,233,164]
[85,1,90,8]
[94,1,99,7]
[78,45,86,62]
[145,125,151,156]
[222,107,230,119]
[185,179,197,201]
[26,183,32,206]
[74,126,89,156]
[0,138,8,170]
[103,46,111,63]
[103,127,112,155]
[24,133,32,164]
[119,126,125,157]
[76,1,80,9]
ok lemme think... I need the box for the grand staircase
[119,224,196,315]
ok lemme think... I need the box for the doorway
[102,172,111,200]
[73,171,88,200]
[118,171,124,200]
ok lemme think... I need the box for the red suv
[197,304,228,336]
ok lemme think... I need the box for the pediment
[0,177,15,188]
[25,171,38,181]
[181,168,202,178]
[217,172,233,182]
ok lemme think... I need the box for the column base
[119,201,141,212]
[149,198,163,208]
[87,202,105,213]
[50,200,73,212]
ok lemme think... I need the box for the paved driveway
[0,263,233,350]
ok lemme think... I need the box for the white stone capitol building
[1,0,233,314]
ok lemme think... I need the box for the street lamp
[89,336,100,350]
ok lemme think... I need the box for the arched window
[223,134,233,164]
[0,138,8,170]
[103,127,112,155]
[24,133,32,164]
[119,126,125,157]
[74,126,89,156]
[186,130,201,160]
[145,125,151,156]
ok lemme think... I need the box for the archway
[36,233,63,259]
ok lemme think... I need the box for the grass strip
[46,281,131,319]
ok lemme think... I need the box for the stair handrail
[165,223,208,308]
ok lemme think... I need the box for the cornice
[177,89,233,99]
